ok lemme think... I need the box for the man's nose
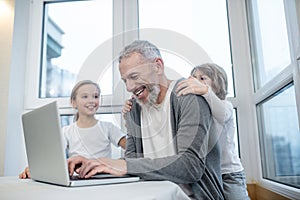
[126,79,135,92]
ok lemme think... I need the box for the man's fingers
[84,166,104,178]
[67,160,74,176]
[68,158,78,176]
[79,160,101,178]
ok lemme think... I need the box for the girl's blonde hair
[191,63,228,100]
[70,80,101,121]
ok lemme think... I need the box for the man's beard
[136,84,160,108]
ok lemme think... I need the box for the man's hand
[67,155,88,177]
[68,156,127,178]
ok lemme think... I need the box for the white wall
[0,0,15,176]
[0,0,30,176]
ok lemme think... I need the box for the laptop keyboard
[70,173,122,180]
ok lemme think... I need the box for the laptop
[21,101,139,187]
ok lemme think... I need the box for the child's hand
[176,76,209,96]
[19,166,30,179]
[122,98,134,128]
[122,99,133,114]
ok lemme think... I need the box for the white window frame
[24,0,139,114]
[228,0,300,198]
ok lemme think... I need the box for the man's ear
[154,58,164,75]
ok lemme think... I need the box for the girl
[176,63,249,200]
[20,80,126,178]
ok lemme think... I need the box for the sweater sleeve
[124,94,216,184]
[124,103,144,158]
[202,87,233,124]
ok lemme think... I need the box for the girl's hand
[176,76,209,96]
[122,99,133,128]
[19,166,30,179]
[122,99,133,114]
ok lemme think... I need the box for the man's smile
[134,85,146,97]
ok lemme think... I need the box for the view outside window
[249,0,291,89]
[40,0,113,98]
[258,84,300,188]
[139,0,234,97]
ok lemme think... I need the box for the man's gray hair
[118,40,162,63]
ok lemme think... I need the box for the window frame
[24,0,135,112]
[244,0,300,197]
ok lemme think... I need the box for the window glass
[249,0,291,88]
[258,84,300,188]
[40,0,113,98]
[139,0,234,97]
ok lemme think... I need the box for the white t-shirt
[141,81,176,159]
[62,121,125,159]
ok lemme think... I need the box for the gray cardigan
[124,79,224,200]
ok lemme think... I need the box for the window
[248,0,291,89]
[40,1,113,98]
[139,0,234,97]
[257,84,300,188]
[27,0,233,107]
[248,0,300,190]
[25,0,123,109]
[138,0,240,156]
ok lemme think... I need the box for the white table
[0,176,189,200]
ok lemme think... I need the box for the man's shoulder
[170,89,207,105]
[172,78,185,88]
[170,83,210,115]
[172,78,207,100]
